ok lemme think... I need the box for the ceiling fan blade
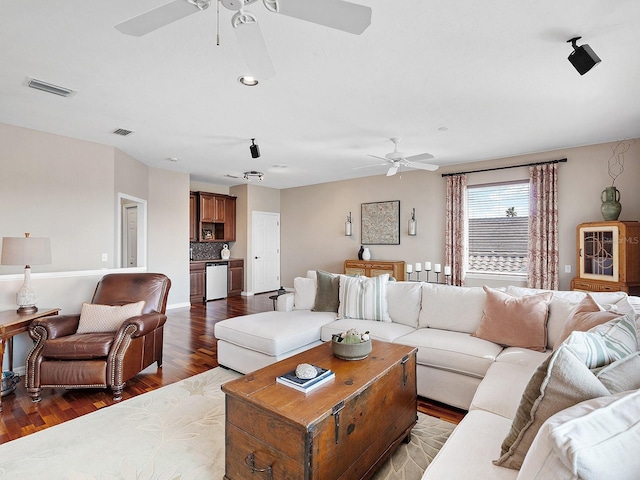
[115,0,203,36]
[367,154,389,162]
[405,152,435,162]
[406,161,439,172]
[387,166,398,176]
[234,15,276,80]
[274,0,372,35]
[353,162,386,170]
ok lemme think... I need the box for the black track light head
[567,36,601,75]
[250,138,261,158]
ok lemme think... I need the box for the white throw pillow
[338,274,391,322]
[77,301,145,334]
[293,277,316,310]
[419,283,486,332]
[518,390,640,480]
[386,281,422,328]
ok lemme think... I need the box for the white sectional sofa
[214,271,640,479]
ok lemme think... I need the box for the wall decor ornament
[361,200,400,245]
[362,247,371,260]
[358,245,364,260]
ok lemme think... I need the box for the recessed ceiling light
[238,76,259,86]
[168,157,179,162]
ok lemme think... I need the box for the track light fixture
[243,171,264,182]
[567,37,601,75]
[250,138,260,158]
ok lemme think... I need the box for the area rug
[0,368,455,479]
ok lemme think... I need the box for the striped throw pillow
[338,274,391,322]
[563,310,638,369]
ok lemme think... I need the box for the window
[467,181,529,275]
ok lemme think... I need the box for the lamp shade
[1,236,51,266]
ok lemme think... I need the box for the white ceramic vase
[362,248,371,260]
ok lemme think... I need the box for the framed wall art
[361,200,400,245]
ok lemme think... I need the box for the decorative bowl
[331,338,372,361]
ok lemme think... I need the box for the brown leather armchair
[26,273,171,402]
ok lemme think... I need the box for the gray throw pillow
[312,270,340,313]
[596,352,640,393]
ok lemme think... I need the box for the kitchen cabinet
[194,192,237,242]
[190,262,206,304]
[570,221,640,295]
[228,259,244,296]
[189,193,198,242]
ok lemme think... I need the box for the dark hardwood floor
[0,292,465,444]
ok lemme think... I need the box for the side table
[0,307,60,412]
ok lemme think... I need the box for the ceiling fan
[360,137,438,176]
[115,0,372,81]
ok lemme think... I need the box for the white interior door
[252,211,281,294]
[124,205,138,267]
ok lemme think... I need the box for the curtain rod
[441,158,567,177]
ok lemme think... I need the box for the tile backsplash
[190,242,225,261]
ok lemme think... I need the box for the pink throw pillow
[473,286,553,352]
[553,295,621,349]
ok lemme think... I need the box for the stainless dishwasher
[206,261,228,301]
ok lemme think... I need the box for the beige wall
[280,140,640,291]
[0,123,191,307]
[0,123,115,272]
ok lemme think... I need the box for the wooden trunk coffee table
[222,340,417,480]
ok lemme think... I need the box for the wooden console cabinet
[570,221,640,295]
[344,259,406,281]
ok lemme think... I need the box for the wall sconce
[345,212,353,236]
[408,208,417,236]
[1,233,52,313]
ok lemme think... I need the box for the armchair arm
[120,312,167,338]
[28,314,80,341]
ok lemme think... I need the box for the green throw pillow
[494,346,610,470]
[312,270,340,313]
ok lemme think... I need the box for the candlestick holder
[425,269,431,283]
[445,273,451,285]
[406,271,413,281]
[435,272,440,284]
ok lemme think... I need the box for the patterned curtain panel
[445,174,467,286]
[528,163,559,289]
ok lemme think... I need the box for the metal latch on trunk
[332,401,345,444]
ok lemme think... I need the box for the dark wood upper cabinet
[191,192,237,242]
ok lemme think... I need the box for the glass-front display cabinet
[571,221,640,295]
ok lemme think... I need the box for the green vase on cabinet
[601,186,622,221]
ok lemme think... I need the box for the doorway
[252,211,281,293]
[118,193,147,269]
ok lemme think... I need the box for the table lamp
[1,233,51,313]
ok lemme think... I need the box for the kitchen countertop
[189,258,243,264]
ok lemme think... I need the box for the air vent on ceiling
[26,77,76,97]
[113,128,134,136]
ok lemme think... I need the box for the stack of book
[276,365,335,393]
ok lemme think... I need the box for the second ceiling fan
[115,0,372,81]
[362,137,439,176]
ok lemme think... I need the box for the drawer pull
[244,453,273,479]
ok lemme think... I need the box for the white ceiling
[2,1,639,189]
